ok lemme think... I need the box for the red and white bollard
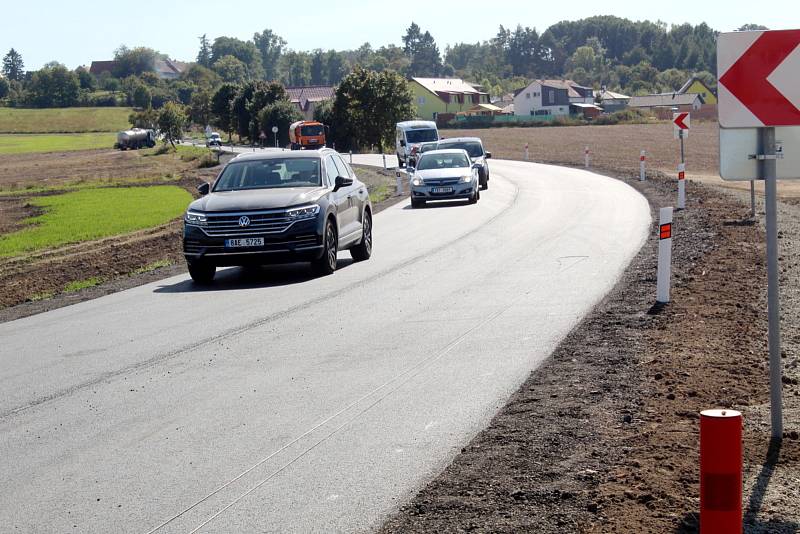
[584,146,590,169]
[678,163,686,209]
[700,409,742,533]
[657,207,673,303]
[640,150,646,181]
[524,143,529,161]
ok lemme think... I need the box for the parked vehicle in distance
[114,128,156,150]
[396,120,439,168]
[183,149,372,283]
[408,141,439,168]
[289,120,327,150]
[436,137,491,190]
[409,149,480,208]
[206,132,222,147]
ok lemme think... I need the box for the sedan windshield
[439,142,483,158]
[417,152,471,171]
[213,158,321,191]
[406,128,438,144]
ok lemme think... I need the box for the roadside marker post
[750,180,756,218]
[349,151,353,164]
[640,150,646,181]
[524,143,529,161]
[395,170,403,196]
[584,146,590,168]
[656,207,673,304]
[382,153,387,169]
[700,409,743,533]
[717,29,800,439]
[678,163,687,209]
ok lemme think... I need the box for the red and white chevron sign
[718,29,800,127]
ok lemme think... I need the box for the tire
[480,169,489,190]
[188,261,216,284]
[350,210,372,262]
[411,198,425,209]
[312,219,338,275]
[468,187,480,204]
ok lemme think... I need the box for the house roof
[286,86,336,111]
[89,60,117,75]
[628,93,704,108]
[598,89,630,101]
[678,76,717,97]
[412,78,487,96]
[570,103,602,109]
[154,59,184,77]
[469,103,503,112]
[515,79,592,99]
[501,103,515,114]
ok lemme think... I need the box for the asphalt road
[0,159,650,533]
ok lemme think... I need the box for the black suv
[183,149,373,283]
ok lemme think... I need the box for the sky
[1,0,795,70]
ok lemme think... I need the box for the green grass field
[0,185,192,258]
[0,133,116,154]
[0,107,133,134]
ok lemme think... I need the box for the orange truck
[289,121,327,150]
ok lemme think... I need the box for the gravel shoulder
[380,170,800,532]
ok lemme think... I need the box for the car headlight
[459,175,473,183]
[411,176,425,186]
[185,210,208,226]
[286,204,320,220]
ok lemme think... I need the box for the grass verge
[63,277,103,293]
[0,107,133,133]
[0,133,116,154]
[0,185,192,258]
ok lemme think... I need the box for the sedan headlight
[459,175,473,183]
[411,176,425,186]
[286,204,320,220]
[185,210,208,226]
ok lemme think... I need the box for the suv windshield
[439,141,483,158]
[213,158,321,191]
[406,128,438,144]
[417,152,471,170]
[300,125,324,136]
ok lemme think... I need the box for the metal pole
[678,132,686,209]
[751,180,757,218]
[762,126,783,440]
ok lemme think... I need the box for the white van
[395,121,439,168]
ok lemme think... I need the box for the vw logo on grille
[238,216,251,228]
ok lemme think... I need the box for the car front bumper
[410,180,477,200]
[183,219,324,266]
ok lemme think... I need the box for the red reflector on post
[659,223,672,240]
[679,171,686,180]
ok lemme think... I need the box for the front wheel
[468,187,480,204]
[312,220,338,275]
[411,198,425,209]
[188,261,216,284]
[350,211,372,262]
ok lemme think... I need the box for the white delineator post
[395,170,403,196]
[584,146,590,168]
[524,143,530,161]
[640,150,646,181]
[382,153,387,169]
[657,207,673,303]
[677,163,686,209]
[349,150,353,164]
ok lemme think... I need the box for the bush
[593,108,652,125]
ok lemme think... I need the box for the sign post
[718,29,800,440]
[271,125,279,148]
[674,113,690,209]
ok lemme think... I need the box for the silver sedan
[409,149,480,208]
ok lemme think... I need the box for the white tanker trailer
[115,128,157,150]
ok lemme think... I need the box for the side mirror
[400,140,406,147]
[197,182,210,195]
[334,175,353,191]
[485,152,492,159]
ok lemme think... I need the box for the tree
[197,34,212,67]
[280,51,310,86]
[310,49,326,85]
[737,24,768,31]
[253,29,286,80]
[402,23,441,76]
[0,77,9,99]
[211,36,263,80]
[257,100,302,146]
[182,64,220,89]
[190,88,213,126]
[75,66,95,90]
[27,65,80,107]
[326,50,347,84]
[212,83,239,140]
[330,68,413,152]
[2,48,25,81]
[158,102,187,148]
[230,81,288,141]
[132,84,152,108]
[129,108,159,129]
[213,55,248,84]
[113,46,157,78]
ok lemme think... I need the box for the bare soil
[381,172,800,533]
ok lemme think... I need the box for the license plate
[431,187,454,193]
[225,237,264,248]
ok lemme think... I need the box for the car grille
[203,210,295,237]
[423,178,460,186]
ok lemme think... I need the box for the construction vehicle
[289,121,327,150]
[115,129,157,150]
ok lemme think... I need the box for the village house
[513,79,595,119]
[408,78,490,120]
[627,92,705,113]
[286,86,335,120]
[596,89,631,112]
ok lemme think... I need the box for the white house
[513,79,594,118]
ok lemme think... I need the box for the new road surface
[0,158,650,532]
